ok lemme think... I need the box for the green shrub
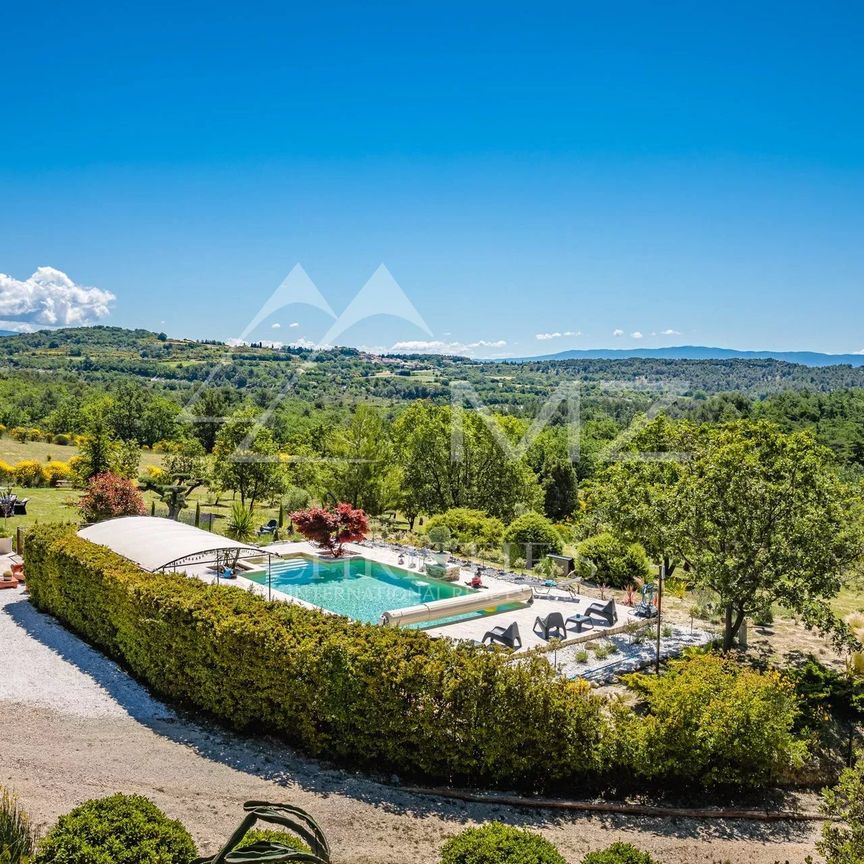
[818,755,864,864]
[427,524,452,552]
[622,654,806,788]
[440,823,565,864]
[0,786,35,864]
[34,794,195,864]
[575,533,651,588]
[504,512,563,566]
[425,509,504,552]
[12,460,47,488]
[52,434,71,446]
[784,655,864,723]
[25,526,608,792]
[234,829,308,853]
[581,842,660,863]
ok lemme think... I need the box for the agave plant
[193,801,330,864]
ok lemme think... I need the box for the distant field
[0,437,162,467]
[0,438,80,464]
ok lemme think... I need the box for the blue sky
[1,1,863,355]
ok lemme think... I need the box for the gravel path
[0,587,821,863]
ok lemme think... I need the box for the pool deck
[253,540,638,654]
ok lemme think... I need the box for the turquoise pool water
[245,555,481,625]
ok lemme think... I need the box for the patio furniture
[257,519,278,536]
[584,599,618,627]
[12,498,28,516]
[532,580,557,599]
[533,611,566,639]
[481,621,522,650]
[565,613,594,634]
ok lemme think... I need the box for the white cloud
[271,322,281,329]
[390,338,507,356]
[535,330,580,341]
[612,329,624,337]
[0,267,114,329]
[660,328,681,336]
[631,331,643,339]
[289,322,300,328]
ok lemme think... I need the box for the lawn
[0,437,162,468]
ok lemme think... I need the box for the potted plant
[428,525,451,565]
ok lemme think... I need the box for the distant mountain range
[0,330,17,338]
[506,345,864,368]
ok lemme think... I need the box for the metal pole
[655,560,665,675]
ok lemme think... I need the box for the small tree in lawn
[291,503,368,557]
[79,472,146,523]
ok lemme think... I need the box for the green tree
[320,405,399,515]
[105,382,178,446]
[140,439,207,520]
[526,428,579,520]
[504,511,563,567]
[393,402,540,521]
[677,421,864,650]
[76,414,115,481]
[212,407,285,510]
[188,387,233,453]
[600,417,864,650]
[576,533,651,588]
[596,414,694,578]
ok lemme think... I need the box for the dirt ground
[0,588,825,863]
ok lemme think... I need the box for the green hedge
[25,526,609,791]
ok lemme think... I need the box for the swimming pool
[245,555,480,625]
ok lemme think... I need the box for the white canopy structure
[78,516,274,572]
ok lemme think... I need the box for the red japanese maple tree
[290,502,368,557]
[79,472,147,523]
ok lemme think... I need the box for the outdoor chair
[481,621,522,650]
[533,611,566,639]
[584,599,618,627]
[12,498,28,516]
[257,519,278,536]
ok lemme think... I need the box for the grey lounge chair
[584,599,617,626]
[257,519,278,536]
[533,611,566,639]
[482,622,522,649]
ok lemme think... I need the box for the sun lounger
[533,611,566,639]
[481,621,522,649]
[583,599,617,627]
[257,519,278,536]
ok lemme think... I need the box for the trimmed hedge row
[25,526,610,791]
